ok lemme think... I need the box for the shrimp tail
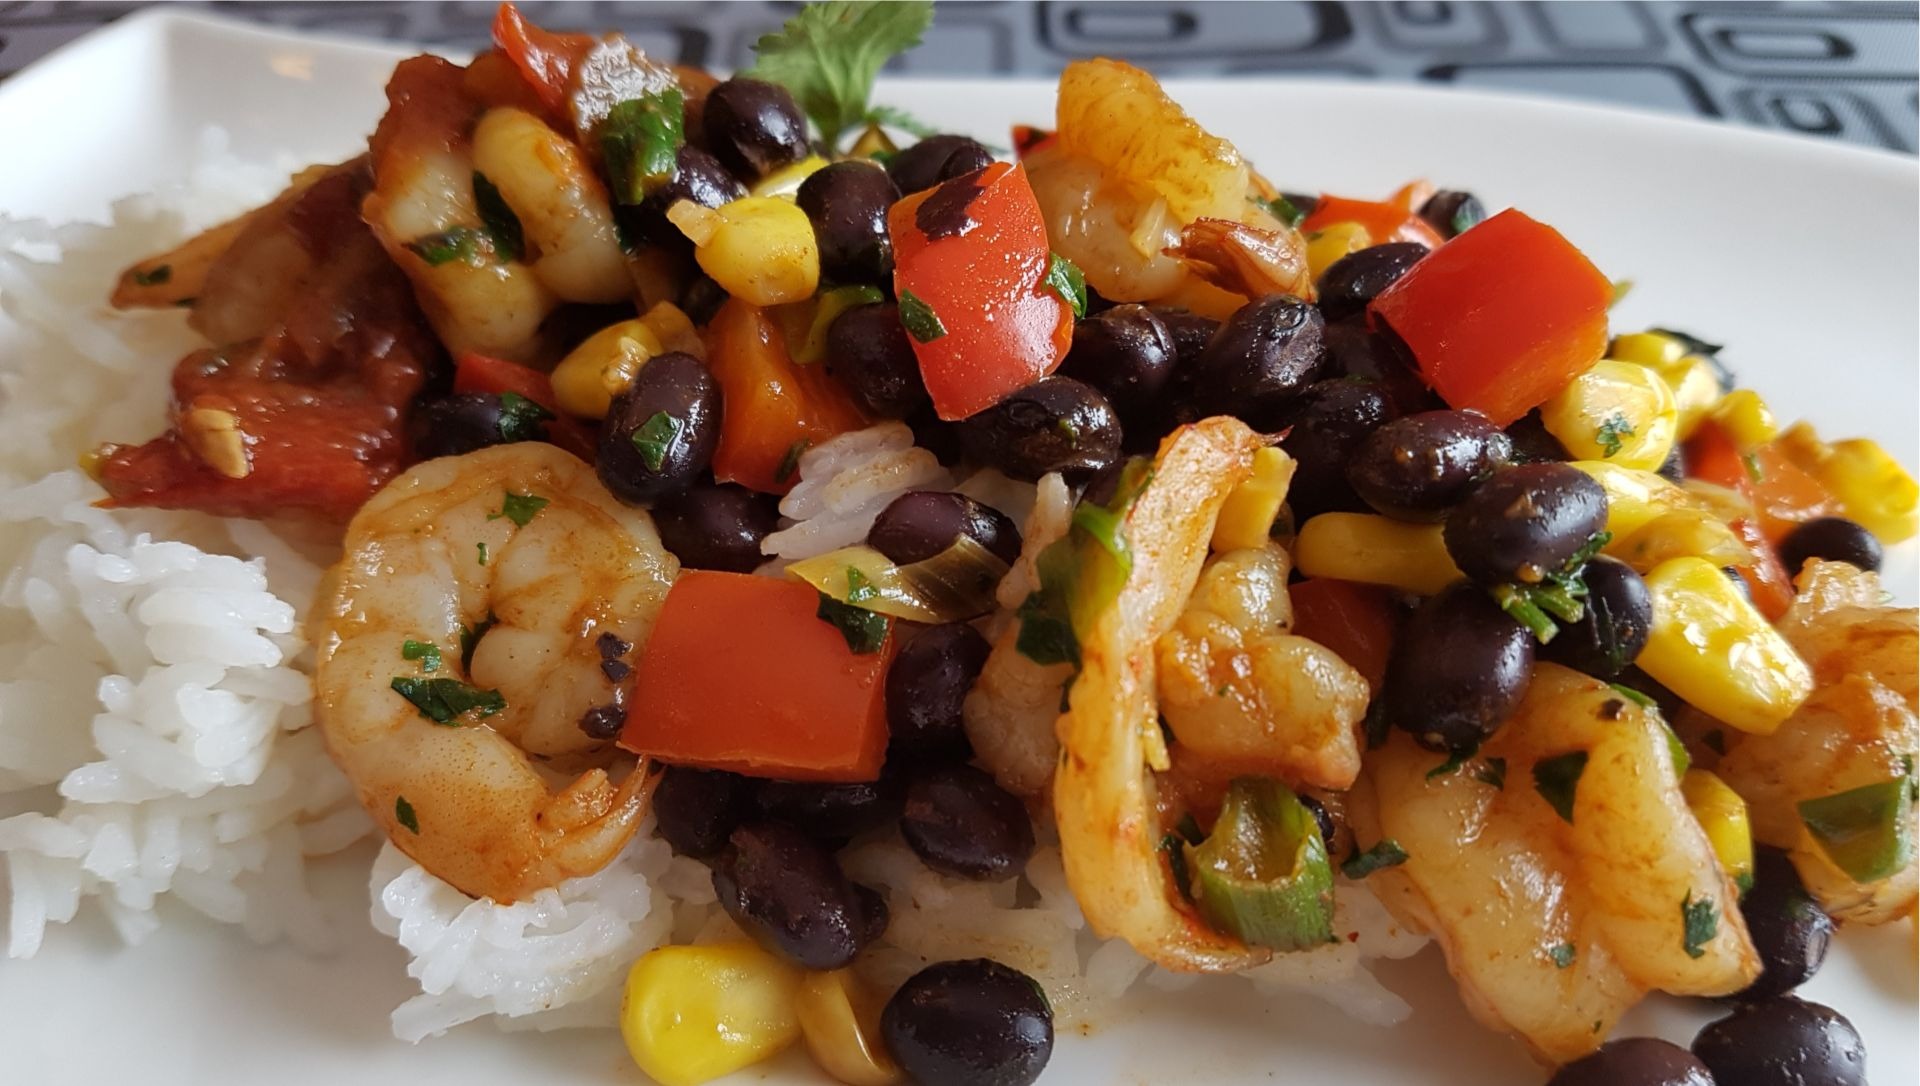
[1166,217,1316,303]
[540,762,656,880]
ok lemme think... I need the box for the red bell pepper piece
[1011,125,1056,160]
[1684,421,1840,546]
[491,2,593,120]
[622,572,895,781]
[1300,181,1445,249]
[1730,516,1796,621]
[704,299,868,495]
[452,353,599,462]
[1286,578,1398,693]
[1367,209,1612,427]
[889,160,1074,420]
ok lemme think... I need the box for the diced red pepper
[704,299,868,495]
[622,572,895,782]
[1300,181,1445,249]
[491,2,593,121]
[452,353,599,462]
[1011,125,1056,159]
[1685,421,1840,546]
[890,160,1073,420]
[1368,209,1612,427]
[1730,516,1795,621]
[1286,578,1398,693]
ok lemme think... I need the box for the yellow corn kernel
[1613,509,1752,574]
[1569,460,1692,541]
[1776,424,1920,545]
[1638,557,1813,736]
[1608,331,1687,367]
[1707,389,1779,450]
[620,942,803,1086]
[669,196,820,307]
[639,300,704,358]
[1295,512,1463,596]
[1305,221,1371,281]
[549,318,663,419]
[1539,359,1677,471]
[1646,354,1721,441]
[751,154,831,199]
[796,970,902,1086]
[847,124,897,161]
[1683,768,1755,891]
[1212,446,1296,553]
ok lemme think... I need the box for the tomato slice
[890,160,1073,420]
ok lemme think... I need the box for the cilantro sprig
[746,0,934,152]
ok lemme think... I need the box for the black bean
[1723,566,1754,604]
[712,822,872,970]
[1144,307,1224,435]
[1321,317,1435,415]
[901,765,1034,880]
[651,482,778,573]
[886,134,994,195]
[1735,846,1833,1001]
[1060,304,1178,425]
[621,146,748,253]
[869,491,1022,568]
[797,160,900,284]
[1692,997,1866,1086]
[1386,583,1534,753]
[825,302,928,419]
[882,959,1054,1086]
[1148,307,1220,370]
[1546,1038,1714,1086]
[756,776,905,843]
[699,77,809,180]
[1541,556,1653,679]
[1779,517,1883,577]
[414,392,524,459]
[1506,410,1572,464]
[955,377,1122,483]
[652,765,755,858]
[596,352,723,505]
[1419,190,1486,239]
[1277,379,1398,519]
[909,403,966,467]
[1317,242,1429,322]
[1444,463,1610,585]
[1348,410,1513,522]
[1187,294,1326,428]
[887,623,990,765]
[578,703,624,740]
[1656,442,1686,483]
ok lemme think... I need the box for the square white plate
[1,10,1914,1086]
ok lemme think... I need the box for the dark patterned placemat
[3,2,1915,152]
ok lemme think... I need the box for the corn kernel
[620,942,802,1086]
[1645,354,1721,441]
[1305,221,1371,281]
[549,318,663,418]
[796,970,902,1086]
[1212,446,1296,553]
[1614,510,1752,574]
[1295,512,1463,596]
[1539,359,1677,471]
[1608,331,1687,367]
[751,154,831,199]
[1569,460,1691,540]
[1638,557,1813,736]
[670,196,820,307]
[1707,389,1779,450]
[1799,433,1920,545]
[639,300,704,358]
[1683,768,1755,891]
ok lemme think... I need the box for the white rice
[0,132,1427,1052]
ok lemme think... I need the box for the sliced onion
[788,537,1008,624]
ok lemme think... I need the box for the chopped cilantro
[459,615,496,673]
[1261,194,1308,228]
[390,676,506,725]
[1427,746,1476,781]
[1043,252,1087,318]
[630,411,683,473]
[1161,830,1193,899]
[1472,757,1508,790]
[1681,891,1718,959]
[600,89,686,204]
[1596,413,1635,458]
[394,795,420,834]
[1341,839,1409,880]
[776,439,811,484]
[1014,538,1080,667]
[745,0,933,151]
[1549,942,1577,969]
[405,226,488,267]
[496,391,552,443]
[897,288,947,343]
[1493,530,1612,643]
[401,639,442,673]
[471,171,524,262]
[816,591,888,653]
[489,491,549,527]
[130,264,172,287]
[1533,751,1589,823]
[1742,450,1764,484]
[864,103,939,139]
[844,566,879,604]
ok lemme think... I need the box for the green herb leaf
[1043,252,1087,319]
[1661,722,1691,776]
[496,391,552,443]
[1014,538,1080,667]
[816,591,889,653]
[864,103,940,139]
[1341,839,1409,880]
[1797,775,1917,884]
[1609,682,1657,709]
[600,89,686,204]
[471,171,524,262]
[1261,194,1308,228]
[844,565,879,604]
[630,411,683,473]
[390,676,506,725]
[746,0,933,151]
[401,639,442,673]
[476,541,489,566]
[1742,451,1764,484]
[405,226,489,267]
[776,439,811,484]
[1495,583,1564,643]
[1596,413,1635,458]
[1472,757,1508,790]
[1161,831,1193,899]
[1427,745,1476,781]
[897,288,947,342]
[1362,697,1391,750]
[1492,530,1612,643]
[395,795,420,834]
[1608,279,1634,309]
[1549,942,1577,969]
[130,264,172,287]
[1533,751,1590,823]
[1055,417,1081,447]
[1681,890,1718,959]
[490,490,549,527]
[459,614,496,673]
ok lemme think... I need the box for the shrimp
[1155,544,1370,791]
[470,105,632,304]
[362,56,557,362]
[111,163,332,315]
[312,442,679,902]
[1053,416,1273,973]
[1350,664,1758,1065]
[1716,560,1918,924]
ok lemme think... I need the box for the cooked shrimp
[1717,560,1918,924]
[111,163,331,314]
[964,630,1074,798]
[1054,416,1273,973]
[312,442,679,902]
[470,106,631,304]
[363,56,557,362]
[1350,664,1758,1064]
[1156,544,1369,791]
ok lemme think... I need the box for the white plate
[1,10,1914,1086]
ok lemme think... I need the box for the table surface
[0,1,1914,153]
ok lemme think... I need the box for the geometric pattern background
[2,2,1915,152]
